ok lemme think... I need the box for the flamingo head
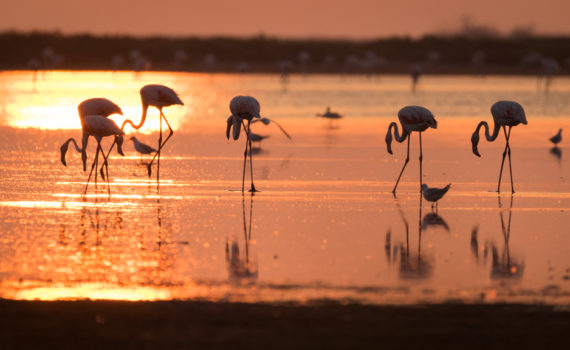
[116,135,125,156]
[385,128,394,155]
[226,115,242,140]
[60,141,69,166]
[471,130,481,157]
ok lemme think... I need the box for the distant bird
[316,106,343,119]
[61,115,124,194]
[471,101,527,193]
[409,63,422,92]
[118,84,184,183]
[249,133,269,144]
[129,136,157,160]
[386,105,437,193]
[226,95,262,193]
[550,128,562,145]
[421,183,451,210]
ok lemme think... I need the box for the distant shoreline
[1,32,569,75]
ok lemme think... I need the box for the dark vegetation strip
[0,299,569,349]
[1,31,570,74]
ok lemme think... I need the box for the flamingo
[225,95,262,193]
[60,98,125,194]
[386,105,437,194]
[61,115,124,194]
[105,84,183,183]
[421,183,451,210]
[471,100,527,193]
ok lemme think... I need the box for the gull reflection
[490,195,524,280]
[389,195,434,280]
[226,195,258,282]
[550,146,562,162]
[421,212,450,232]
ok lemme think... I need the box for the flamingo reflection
[226,195,258,282]
[387,195,434,279]
[490,195,524,280]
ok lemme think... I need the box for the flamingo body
[398,105,437,132]
[230,95,261,121]
[490,100,527,127]
[82,115,124,138]
[140,84,184,110]
[78,98,122,118]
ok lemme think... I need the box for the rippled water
[0,71,569,304]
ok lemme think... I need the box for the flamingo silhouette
[61,114,124,195]
[104,84,184,184]
[226,95,262,193]
[386,105,437,194]
[471,101,527,193]
[60,98,125,194]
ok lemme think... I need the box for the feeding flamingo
[471,100,527,193]
[103,84,183,184]
[61,114,124,194]
[60,98,125,194]
[226,95,262,193]
[385,105,437,194]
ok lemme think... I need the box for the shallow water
[0,71,569,304]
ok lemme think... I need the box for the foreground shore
[1,300,569,349]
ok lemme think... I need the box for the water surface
[0,71,569,304]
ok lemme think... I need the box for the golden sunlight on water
[1,71,570,304]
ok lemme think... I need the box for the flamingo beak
[226,116,233,140]
[60,142,69,166]
[116,135,125,156]
[471,133,481,157]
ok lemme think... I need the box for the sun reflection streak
[8,283,173,301]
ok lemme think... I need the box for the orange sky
[2,0,569,38]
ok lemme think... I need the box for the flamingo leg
[84,151,98,195]
[392,135,411,194]
[505,126,515,193]
[247,122,258,193]
[98,143,111,197]
[242,130,248,194]
[496,126,509,193]
[419,131,423,192]
[148,110,175,181]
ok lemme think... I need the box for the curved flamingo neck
[121,104,149,130]
[389,122,409,142]
[475,120,500,142]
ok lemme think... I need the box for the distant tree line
[0,31,569,75]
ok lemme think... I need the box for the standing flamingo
[471,101,527,193]
[386,105,437,194]
[111,84,184,183]
[225,96,262,193]
[61,114,124,194]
